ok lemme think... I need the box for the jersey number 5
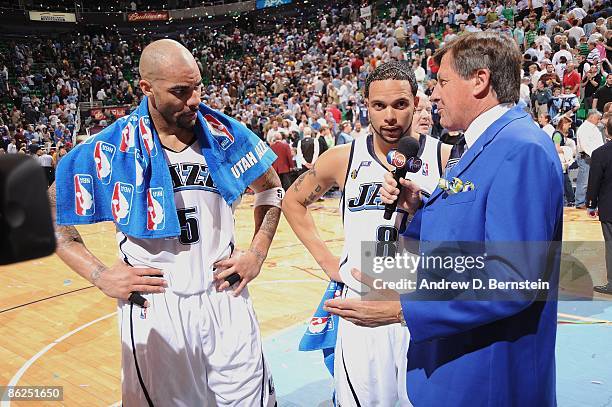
[177,207,200,245]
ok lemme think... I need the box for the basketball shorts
[334,316,412,407]
[118,287,275,406]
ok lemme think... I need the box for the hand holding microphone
[382,137,423,220]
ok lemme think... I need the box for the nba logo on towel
[204,114,235,150]
[134,148,147,193]
[307,316,332,334]
[74,174,95,216]
[139,116,157,157]
[147,188,165,231]
[120,115,138,153]
[94,141,116,185]
[111,182,134,225]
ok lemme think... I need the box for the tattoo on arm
[302,184,323,207]
[257,168,281,192]
[259,207,281,239]
[293,162,319,193]
[56,225,85,247]
[90,264,107,285]
[49,182,85,248]
[248,247,267,264]
[293,171,308,192]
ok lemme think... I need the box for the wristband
[254,187,284,208]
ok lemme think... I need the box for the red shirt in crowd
[562,70,581,97]
[270,140,294,175]
[327,106,342,124]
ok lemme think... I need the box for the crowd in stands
[0,0,611,196]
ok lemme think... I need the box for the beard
[370,123,411,145]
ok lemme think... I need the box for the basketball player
[48,40,280,406]
[283,61,448,406]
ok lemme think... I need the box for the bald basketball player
[49,40,280,406]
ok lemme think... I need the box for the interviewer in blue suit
[324,32,564,406]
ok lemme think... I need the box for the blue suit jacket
[400,107,564,406]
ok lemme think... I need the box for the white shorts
[334,316,412,407]
[118,287,275,407]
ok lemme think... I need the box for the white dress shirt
[576,120,604,156]
[464,104,513,149]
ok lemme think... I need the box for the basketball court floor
[1,196,610,406]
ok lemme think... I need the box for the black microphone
[383,137,422,220]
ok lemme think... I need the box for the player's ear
[139,79,153,98]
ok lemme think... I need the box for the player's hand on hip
[92,260,166,304]
[380,171,422,214]
[213,249,263,296]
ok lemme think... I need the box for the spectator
[270,134,295,192]
[554,115,577,207]
[576,111,604,208]
[336,121,353,145]
[7,139,17,154]
[593,74,612,113]
[539,113,556,137]
[562,62,581,97]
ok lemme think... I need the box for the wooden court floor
[0,197,607,406]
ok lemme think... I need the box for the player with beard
[283,61,446,406]
[50,40,280,406]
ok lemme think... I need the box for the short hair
[587,110,602,119]
[364,61,418,98]
[433,32,522,104]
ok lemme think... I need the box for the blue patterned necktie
[444,134,466,176]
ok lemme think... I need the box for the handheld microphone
[383,137,422,220]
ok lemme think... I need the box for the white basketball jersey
[339,134,442,296]
[116,140,235,295]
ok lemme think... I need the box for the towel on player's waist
[55,96,276,239]
[299,280,343,375]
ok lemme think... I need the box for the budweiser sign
[127,11,169,22]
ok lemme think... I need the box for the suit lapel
[425,106,528,206]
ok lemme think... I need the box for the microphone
[383,137,422,220]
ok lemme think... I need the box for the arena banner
[256,0,293,10]
[90,106,130,121]
[126,11,169,22]
[360,5,372,18]
[28,11,77,23]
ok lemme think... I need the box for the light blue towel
[56,97,276,239]
[299,280,343,375]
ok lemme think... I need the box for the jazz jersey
[116,140,236,295]
[339,133,442,294]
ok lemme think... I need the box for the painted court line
[2,312,116,407]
